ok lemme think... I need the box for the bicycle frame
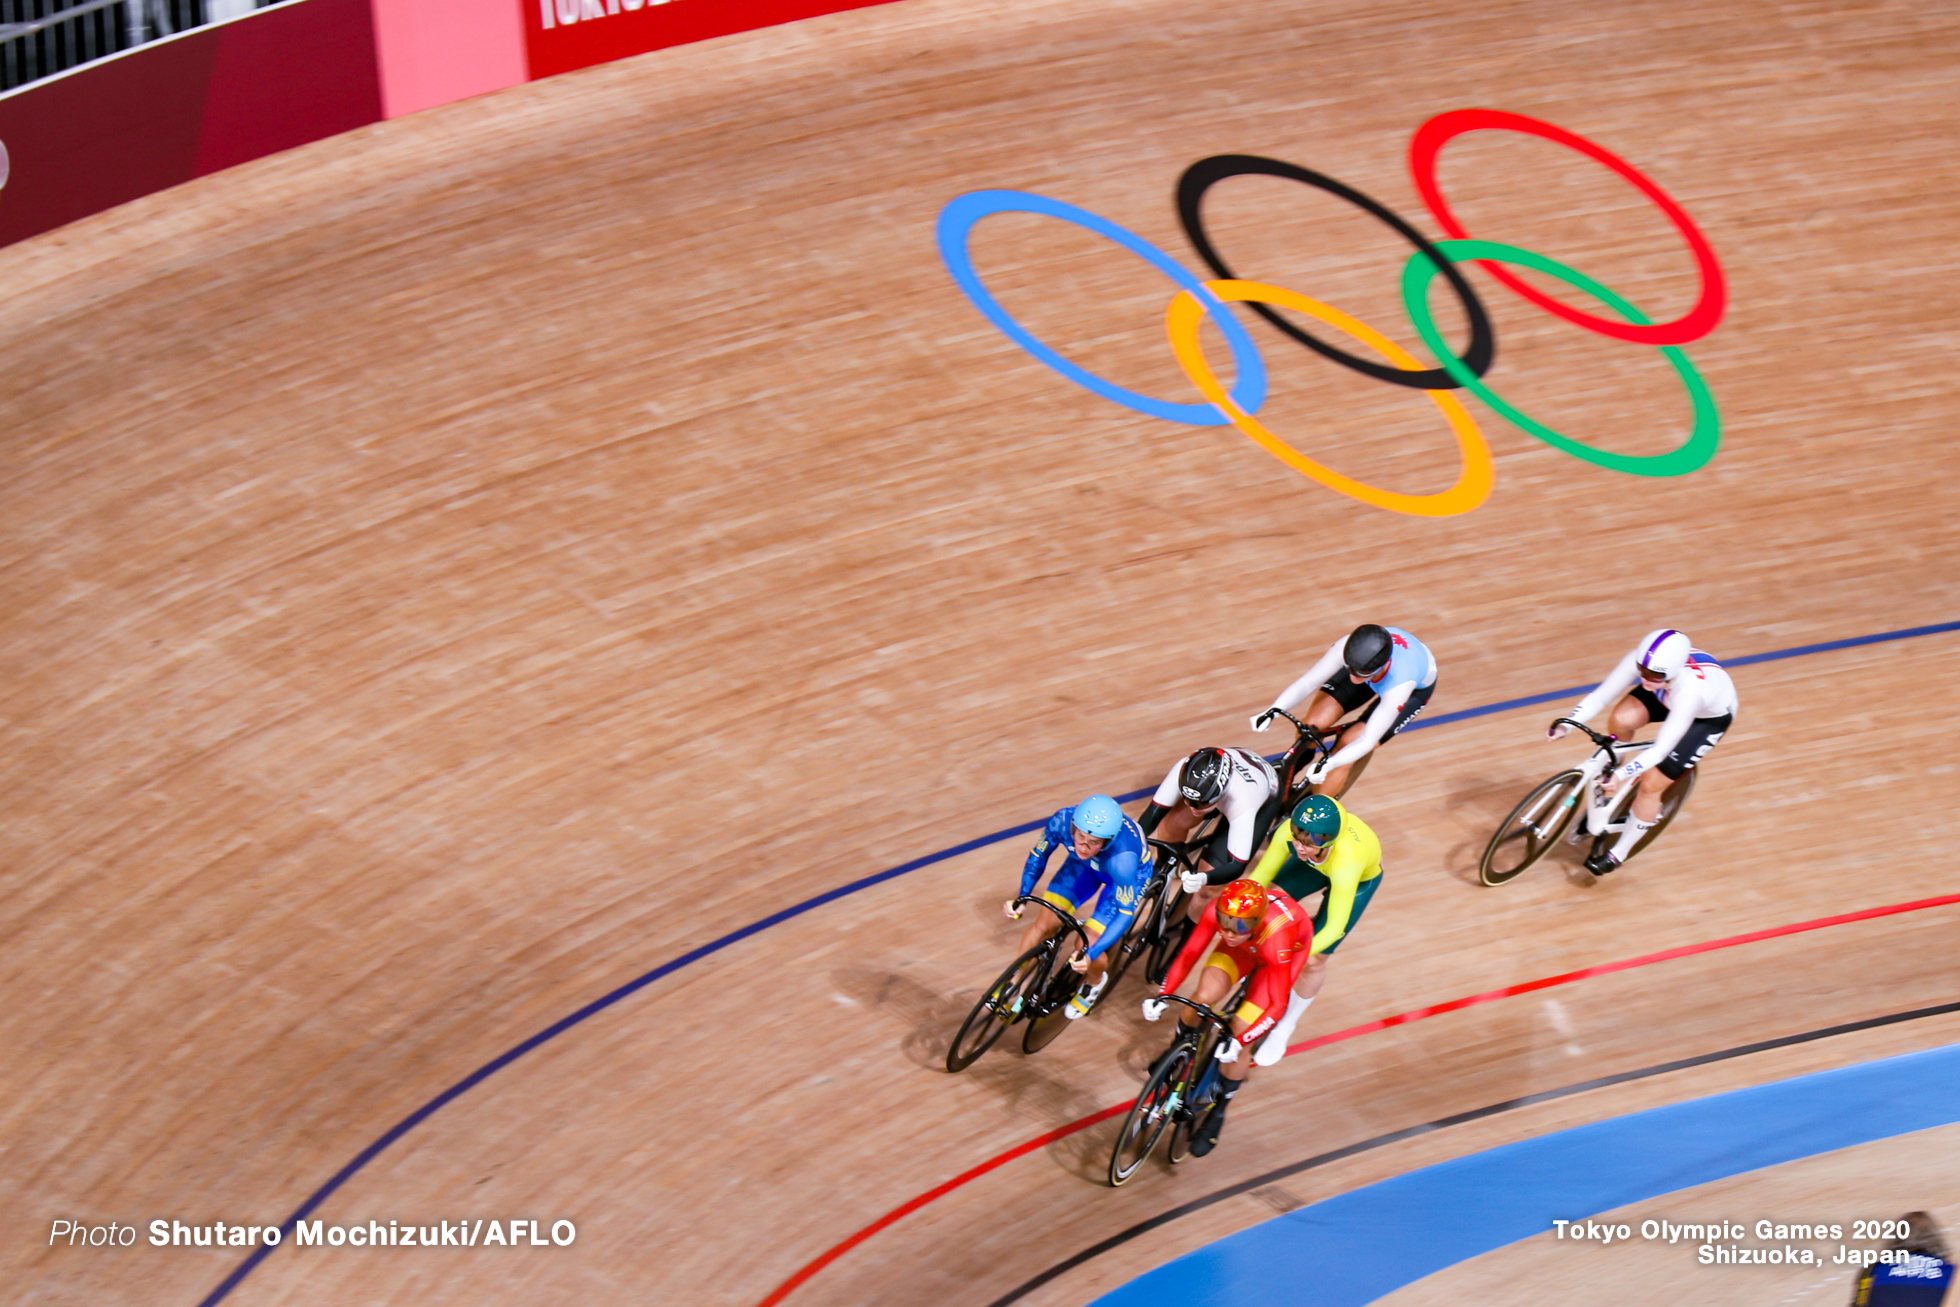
[1549,718,1651,842]
[1013,894,1089,963]
[1148,993,1238,1118]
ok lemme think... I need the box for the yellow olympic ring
[1164,280,1495,518]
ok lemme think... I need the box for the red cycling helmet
[1216,879,1267,934]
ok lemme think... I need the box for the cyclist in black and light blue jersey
[1252,623,1438,798]
[1007,795,1151,1018]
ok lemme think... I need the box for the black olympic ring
[1175,155,1497,392]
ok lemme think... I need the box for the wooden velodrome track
[5,0,1960,1302]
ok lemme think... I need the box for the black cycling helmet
[1343,624,1394,677]
[1179,748,1230,808]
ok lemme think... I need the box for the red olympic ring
[1409,108,1726,347]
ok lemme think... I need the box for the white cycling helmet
[1636,629,1692,681]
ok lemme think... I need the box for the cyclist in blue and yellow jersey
[1251,623,1436,798]
[1241,794,1384,1066]
[1009,795,1151,1019]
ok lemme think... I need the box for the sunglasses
[1217,913,1258,936]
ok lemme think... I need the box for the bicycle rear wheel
[946,945,1047,1073]
[1480,768,1584,886]
[1109,1043,1190,1186]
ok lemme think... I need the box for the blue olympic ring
[935,190,1267,427]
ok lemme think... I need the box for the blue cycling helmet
[1071,794,1125,841]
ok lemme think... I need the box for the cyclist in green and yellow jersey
[1242,794,1384,1066]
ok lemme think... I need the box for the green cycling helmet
[1291,794,1342,844]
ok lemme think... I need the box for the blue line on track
[1092,1041,1960,1306]
[197,617,1960,1305]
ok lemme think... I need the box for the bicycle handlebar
[1013,894,1090,949]
[1145,838,1198,870]
[1552,717,1618,751]
[1149,991,1237,1031]
[1270,707,1332,764]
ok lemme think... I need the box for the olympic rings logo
[936,109,1727,518]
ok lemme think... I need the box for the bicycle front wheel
[1109,1043,1190,1186]
[1022,949,1078,1054]
[946,945,1047,1073]
[1480,769,1585,886]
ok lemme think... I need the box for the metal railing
[2,0,271,93]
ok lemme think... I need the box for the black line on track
[987,998,1960,1306]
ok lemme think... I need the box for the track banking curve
[197,619,1960,1305]
[758,892,1960,1307]
[995,1000,1960,1306]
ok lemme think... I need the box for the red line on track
[757,891,1960,1307]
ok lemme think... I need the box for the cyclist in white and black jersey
[1550,627,1739,876]
[1140,746,1283,920]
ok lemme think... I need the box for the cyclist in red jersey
[1141,879,1308,1157]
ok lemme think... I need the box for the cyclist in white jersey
[1140,746,1282,920]
[1550,627,1738,875]
[1251,624,1437,798]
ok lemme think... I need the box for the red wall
[0,0,908,250]
[0,0,382,249]
[523,0,901,80]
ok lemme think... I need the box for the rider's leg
[1609,691,1655,741]
[1155,802,1202,844]
[1151,956,1233,1075]
[1171,958,1236,1040]
[1587,694,1662,873]
[1309,719,1366,797]
[1330,742,1372,799]
[1065,920,1111,1018]
[1193,1001,1252,1157]
[1302,688,1346,733]
[1605,765,1673,864]
[1631,765,1670,824]
[1255,953,1325,1066]
[1016,894,1067,955]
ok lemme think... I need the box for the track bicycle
[1106,987,1247,1186]
[945,896,1090,1072]
[1478,717,1697,886]
[1132,713,1335,984]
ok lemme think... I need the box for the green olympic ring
[1400,238,1720,478]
